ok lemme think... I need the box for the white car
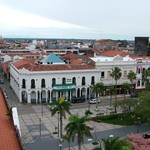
[89,98,101,104]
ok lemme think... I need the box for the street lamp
[59,138,63,150]
[137,117,141,133]
[58,111,60,137]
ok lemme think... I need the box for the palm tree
[64,114,92,150]
[127,71,136,93]
[111,67,122,113]
[49,96,71,139]
[122,82,131,100]
[142,69,150,90]
[92,82,105,110]
[107,86,115,107]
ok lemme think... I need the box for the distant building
[134,37,150,56]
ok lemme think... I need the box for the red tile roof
[12,59,95,71]
[0,90,21,150]
[101,50,130,57]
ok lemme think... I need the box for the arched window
[82,77,86,86]
[52,78,56,85]
[31,79,35,88]
[138,68,141,74]
[72,77,76,84]
[91,76,95,85]
[22,79,26,88]
[62,77,66,84]
[41,79,45,88]
[137,80,140,87]
[142,68,145,73]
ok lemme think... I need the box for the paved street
[0,74,150,150]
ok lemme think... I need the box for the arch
[142,68,145,73]
[41,90,46,103]
[137,80,140,87]
[31,91,36,103]
[81,88,86,100]
[138,68,141,74]
[77,88,80,97]
[21,91,27,103]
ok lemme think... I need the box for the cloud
[0,4,85,29]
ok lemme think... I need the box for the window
[124,71,127,77]
[138,68,141,74]
[137,80,140,87]
[22,79,26,88]
[52,78,56,85]
[41,79,45,88]
[91,76,95,85]
[72,77,76,84]
[101,72,105,78]
[82,77,86,85]
[31,79,35,88]
[107,71,111,78]
[62,77,66,84]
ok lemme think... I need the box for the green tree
[122,82,131,100]
[107,86,115,107]
[127,71,136,93]
[135,91,150,122]
[92,82,105,110]
[111,67,122,113]
[102,137,131,150]
[49,96,71,139]
[64,115,92,150]
[142,69,150,90]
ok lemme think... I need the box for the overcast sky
[0,0,150,40]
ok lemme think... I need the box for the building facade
[9,53,150,104]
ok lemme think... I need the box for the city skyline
[0,0,150,40]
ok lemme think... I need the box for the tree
[102,137,131,150]
[91,82,105,110]
[111,67,122,113]
[107,86,115,107]
[49,96,71,139]
[134,91,150,122]
[127,71,136,93]
[122,82,131,100]
[142,69,150,90]
[64,115,92,150]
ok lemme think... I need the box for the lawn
[96,112,145,126]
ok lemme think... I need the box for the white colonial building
[9,53,150,104]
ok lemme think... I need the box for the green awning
[53,88,76,92]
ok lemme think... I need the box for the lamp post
[58,111,60,137]
[59,138,63,150]
[137,117,141,133]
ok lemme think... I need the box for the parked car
[71,97,85,103]
[89,98,101,104]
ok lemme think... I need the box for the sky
[0,0,150,40]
